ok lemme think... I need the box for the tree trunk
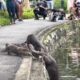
[24,0,30,8]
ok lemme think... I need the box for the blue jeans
[6,1,16,23]
[34,9,47,19]
[46,1,53,9]
[0,2,1,10]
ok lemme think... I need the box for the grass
[0,10,10,26]
[0,8,34,26]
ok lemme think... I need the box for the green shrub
[22,8,34,19]
[54,0,67,11]
[0,16,10,26]
[0,10,10,26]
[0,8,34,26]
[0,10,9,18]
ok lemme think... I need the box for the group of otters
[2,34,59,80]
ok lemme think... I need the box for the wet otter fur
[4,43,31,57]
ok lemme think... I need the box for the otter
[26,34,44,51]
[3,43,31,56]
[28,44,59,80]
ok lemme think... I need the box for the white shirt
[76,0,80,3]
[67,0,74,10]
[17,0,22,3]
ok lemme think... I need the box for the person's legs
[19,3,23,21]
[17,3,20,20]
[51,15,57,22]
[11,6,16,23]
[1,0,6,11]
[7,6,13,23]
[58,15,64,20]
[15,4,19,19]
[47,1,53,9]
[17,3,23,21]
[40,10,47,19]
[43,11,47,19]
[0,2,1,10]
[33,9,39,20]
[6,1,16,24]
[49,1,53,9]
[16,3,20,20]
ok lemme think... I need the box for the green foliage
[0,10,8,17]
[0,8,34,26]
[0,10,10,26]
[54,0,67,11]
[0,16,10,26]
[22,8,34,19]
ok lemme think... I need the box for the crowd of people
[0,0,66,24]
[67,0,80,20]
[33,0,80,21]
[33,0,65,21]
[33,1,48,20]
[1,0,80,24]
[6,0,23,24]
[0,0,23,24]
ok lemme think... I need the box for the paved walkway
[0,19,67,80]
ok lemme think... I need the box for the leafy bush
[22,8,34,19]
[0,10,10,26]
[0,16,10,26]
[0,8,34,26]
[54,0,67,11]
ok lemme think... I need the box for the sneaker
[12,22,15,24]
[43,16,46,20]
[18,19,23,21]
[34,17,39,20]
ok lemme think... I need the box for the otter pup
[3,43,31,56]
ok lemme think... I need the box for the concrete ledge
[36,20,80,40]
[14,57,32,80]
[30,60,47,80]
[35,20,69,42]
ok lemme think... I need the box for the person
[33,0,48,20]
[58,9,65,20]
[75,0,80,17]
[67,14,75,20]
[73,2,79,18]
[76,0,80,8]
[46,0,54,9]
[49,9,59,22]
[15,1,19,20]
[16,0,23,21]
[0,0,6,11]
[0,1,1,10]
[6,0,16,24]
[67,0,74,13]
